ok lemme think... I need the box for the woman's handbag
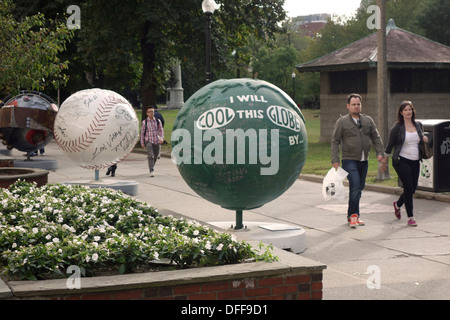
[419,123,432,160]
[421,141,432,159]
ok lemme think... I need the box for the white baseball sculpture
[54,89,139,170]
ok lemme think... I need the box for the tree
[0,0,73,97]
[418,0,450,46]
[45,0,286,117]
[253,46,298,88]
[385,0,429,34]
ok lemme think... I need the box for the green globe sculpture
[171,78,307,229]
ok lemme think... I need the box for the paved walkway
[7,141,450,300]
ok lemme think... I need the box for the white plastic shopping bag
[322,167,348,201]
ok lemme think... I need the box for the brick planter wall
[1,243,326,300]
[0,156,14,167]
[52,272,323,301]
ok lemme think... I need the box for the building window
[391,69,450,93]
[329,70,367,94]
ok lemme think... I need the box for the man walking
[331,94,384,228]
[140,107,164,177]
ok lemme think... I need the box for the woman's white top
[399,130,420,160]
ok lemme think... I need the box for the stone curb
[299,174,450,203]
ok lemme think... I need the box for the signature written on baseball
[83,94,99,109]
[92,126,138,160]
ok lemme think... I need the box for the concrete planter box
[1,243,326,300]
[0,167,48,188]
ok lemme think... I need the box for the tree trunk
[140,21,158,119]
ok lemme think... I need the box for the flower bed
[0,181,276,281]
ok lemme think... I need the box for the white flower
[93,236,101,241]
[52,237,60,243]
[12,243,17,249]
[45,234,52,240]
[216,243,224,251]
[193,230,199,236]
[92,253,98,262]
[32,228,39,234]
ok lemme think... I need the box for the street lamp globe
[202,0,216,14]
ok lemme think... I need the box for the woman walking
[381,101,429,226]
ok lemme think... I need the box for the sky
[283,0,362,18]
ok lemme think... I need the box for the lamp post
[291,72,296,103]
[202,0,216,84]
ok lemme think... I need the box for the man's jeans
[146,142,160,173]
[342,159,368,218]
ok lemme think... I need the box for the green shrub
[0,181,276,280]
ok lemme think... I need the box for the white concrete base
[209,221,306,254]
[62,179,138,196]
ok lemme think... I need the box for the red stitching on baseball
[55,97,116,153]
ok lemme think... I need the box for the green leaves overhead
[0,0,73,96]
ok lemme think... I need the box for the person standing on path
[381,101,429,227]
[331,93,385,228]
[140,107,164,177]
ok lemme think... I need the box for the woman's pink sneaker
[393,201,401,220]
[408,218,417,227]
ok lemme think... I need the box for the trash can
[417,119,450,192]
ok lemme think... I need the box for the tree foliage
[59,0,287,111]
[418,0,450,46]
[0,0,73,97]
[4,0,446,111]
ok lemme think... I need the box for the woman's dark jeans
[393,157,420,218]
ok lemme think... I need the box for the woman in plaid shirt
[140,107,164,177]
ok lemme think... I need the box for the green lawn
[142,107,399,187]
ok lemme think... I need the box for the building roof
[296,19,450,72]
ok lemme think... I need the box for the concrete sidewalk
[7,141,450,300]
